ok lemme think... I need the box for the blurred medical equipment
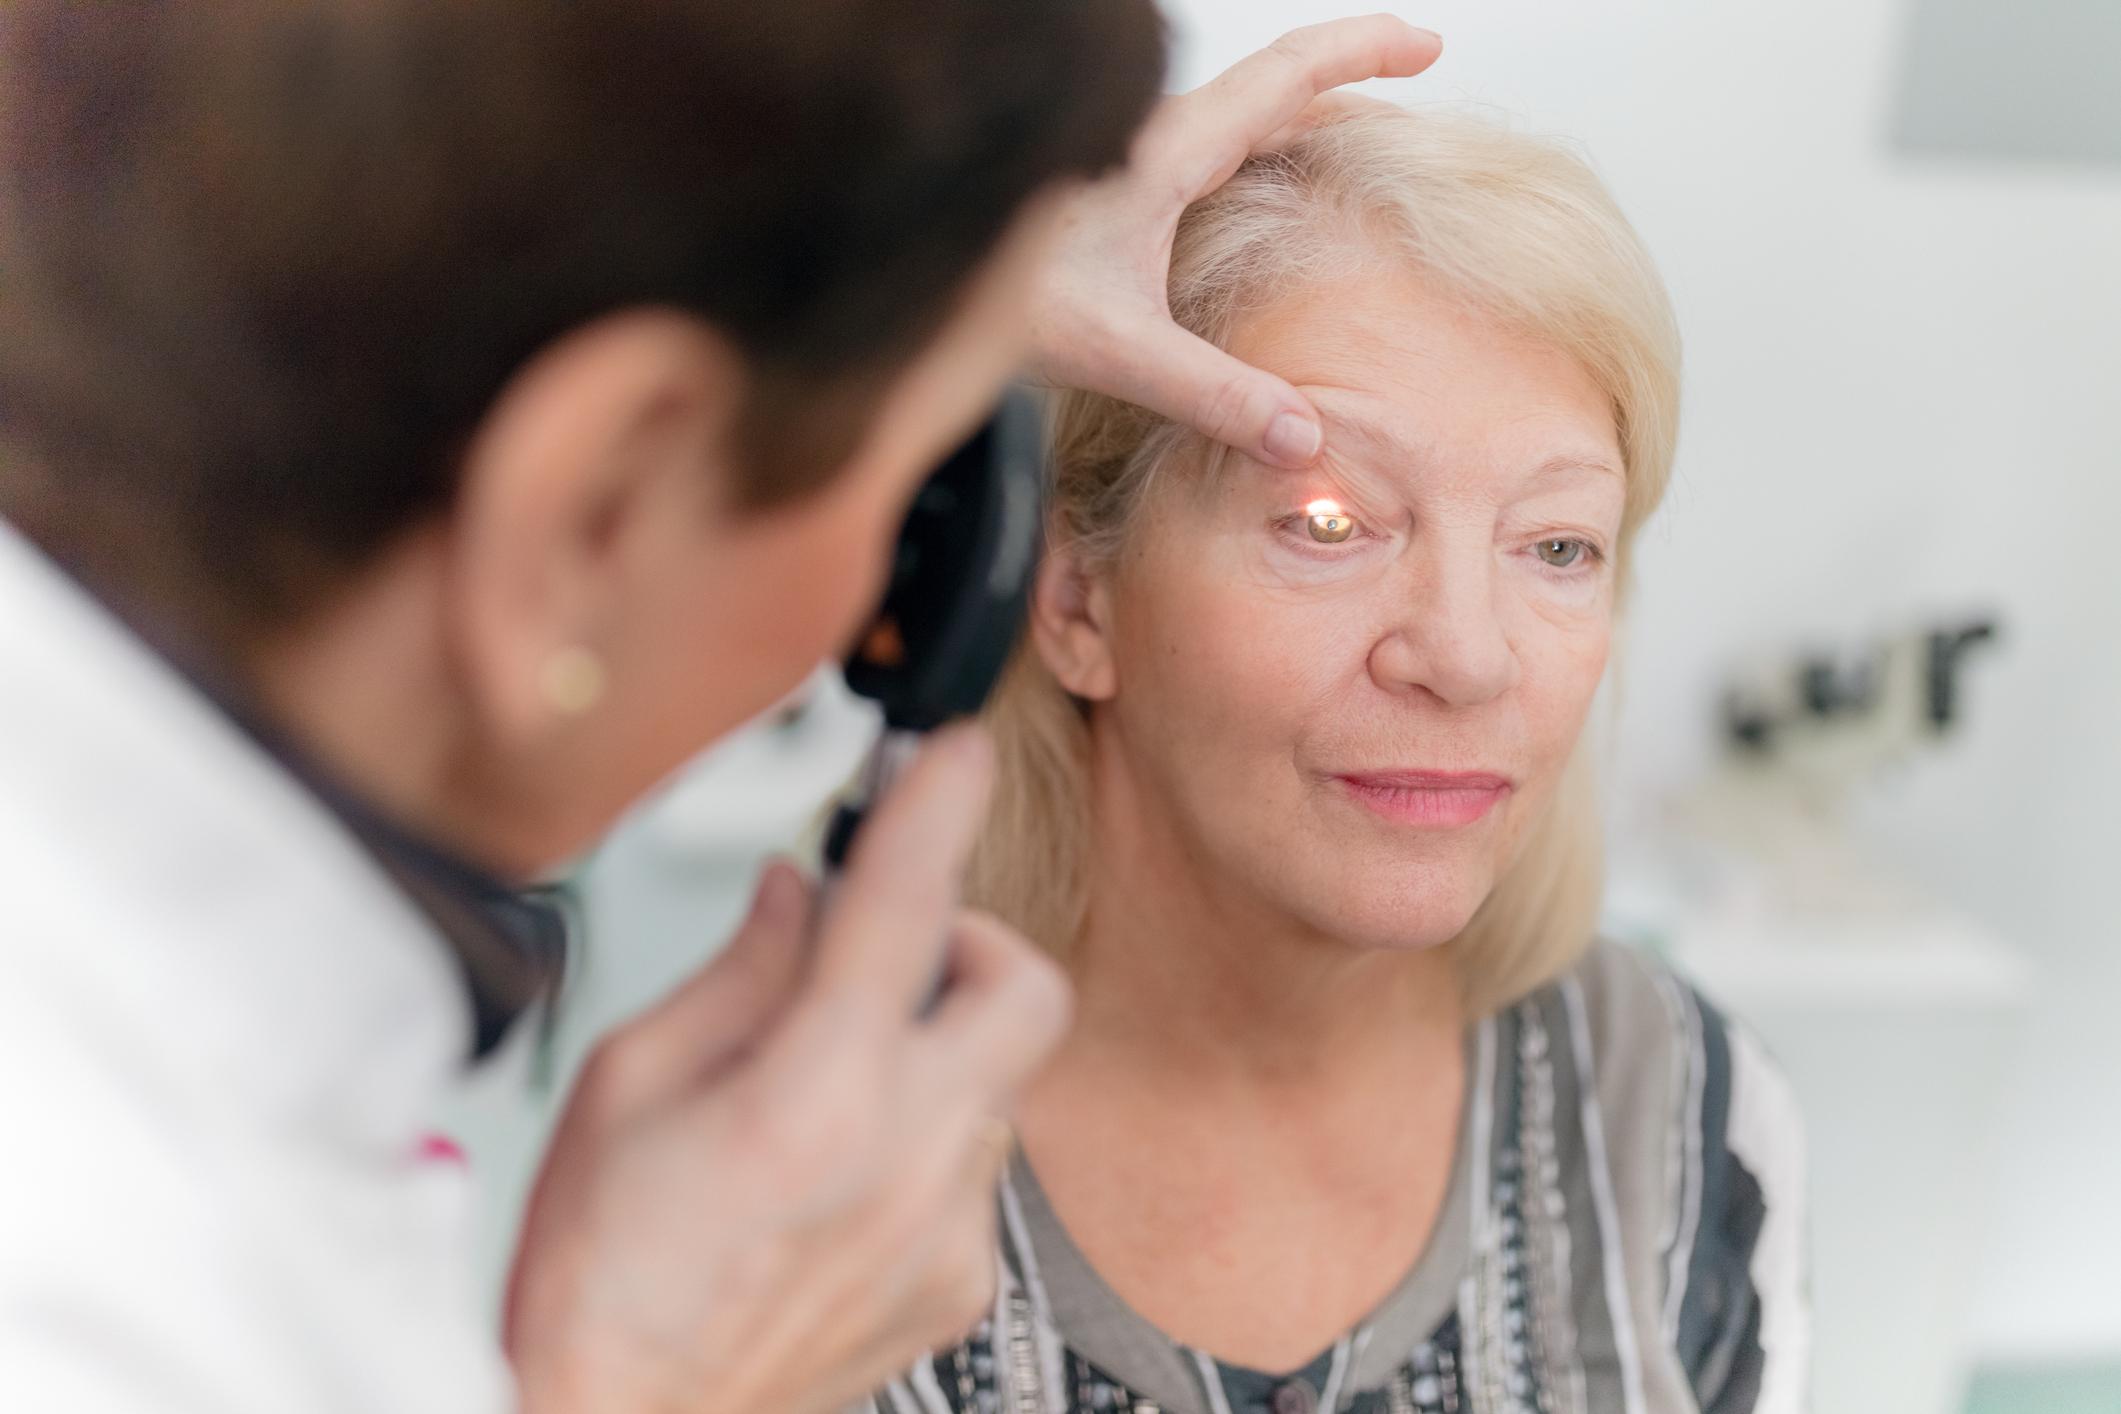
[1721,615,1999,784]
[1608,611,2025,1414]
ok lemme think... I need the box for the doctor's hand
[504,725,1067,1414]
[1026,14,1442,469]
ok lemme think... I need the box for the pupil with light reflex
[1306,498,1354,543]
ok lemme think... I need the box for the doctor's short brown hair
[0,0,1164,647]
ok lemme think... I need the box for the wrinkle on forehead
[1220,385,1622,534]
[1215,267,1626,504]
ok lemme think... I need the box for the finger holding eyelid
[1239,415,1397,510]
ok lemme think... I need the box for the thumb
[1115,316,1323,470]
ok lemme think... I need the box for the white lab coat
[0,522,513,1412]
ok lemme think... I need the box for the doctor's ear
[447,309,746,746]
[1029,540,1116,702]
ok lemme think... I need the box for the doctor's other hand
[1026,14,1442,470]
[503,725,1068,1414]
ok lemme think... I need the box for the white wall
[1149,0,2121,1359]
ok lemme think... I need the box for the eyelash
[1272,514,1609,578]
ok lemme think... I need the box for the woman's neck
[1011,766,1468,1371]
[1053,764,1463,1095]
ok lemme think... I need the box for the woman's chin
[1283,872,1490,956]
[1197,821,1501,954]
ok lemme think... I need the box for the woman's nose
[1366,551,1519,708]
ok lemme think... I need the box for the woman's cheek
[1127,511,1383,708]
[1513,549,1608,614]
[1515,606,1613,748]
[1116,543,1263,702]
[1508,571,1616,668]
[1246,536,1397,596]
[1155,563,1362,723]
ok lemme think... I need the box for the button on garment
[1270,1378,1319,1414]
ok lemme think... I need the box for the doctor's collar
[288,762,573,1062]
[215,702,567,1061]
[71,561,567,1062]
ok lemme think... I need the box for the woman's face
[1074,269,1625,950]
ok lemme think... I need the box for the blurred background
[448,3,2121,1411]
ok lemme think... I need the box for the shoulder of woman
[1539,940,1798,1132]
[1513,941,1809,1410]
[1525,940,1806,1221]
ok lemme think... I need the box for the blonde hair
[969,106,1681,1016]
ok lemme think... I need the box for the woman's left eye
[1534,538,1594,569]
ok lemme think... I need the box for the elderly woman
[865,107,1807,1414]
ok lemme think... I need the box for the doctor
[0,5,1441,1413]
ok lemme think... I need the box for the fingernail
[1412,26,1443,43]
[1264,412,1322,466]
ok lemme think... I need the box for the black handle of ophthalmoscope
[823,387,1046,877]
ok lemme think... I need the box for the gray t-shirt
[861,942,1807,1414]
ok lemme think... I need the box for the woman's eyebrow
[1319,406,1418,466]
[1320,407,1622,486]
[1529,451,1626,483]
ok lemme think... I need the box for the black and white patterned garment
[859,943,1807,1414]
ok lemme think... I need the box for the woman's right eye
[1303,500,1358,543]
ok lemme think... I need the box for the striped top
[860,942,1806,1414]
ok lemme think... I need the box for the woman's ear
[1029,539,1117,702]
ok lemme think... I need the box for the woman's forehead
[1225,276,1623,476]
[1305,387,1623,490]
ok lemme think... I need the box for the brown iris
[1305,499,1355,543]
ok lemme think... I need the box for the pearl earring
[539,646,608,717]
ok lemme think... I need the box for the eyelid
[1281,449,1396,519]
[1290,480,1398,532]
[1523,521,1612,552]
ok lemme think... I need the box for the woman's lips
[1333,770,1512,828]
